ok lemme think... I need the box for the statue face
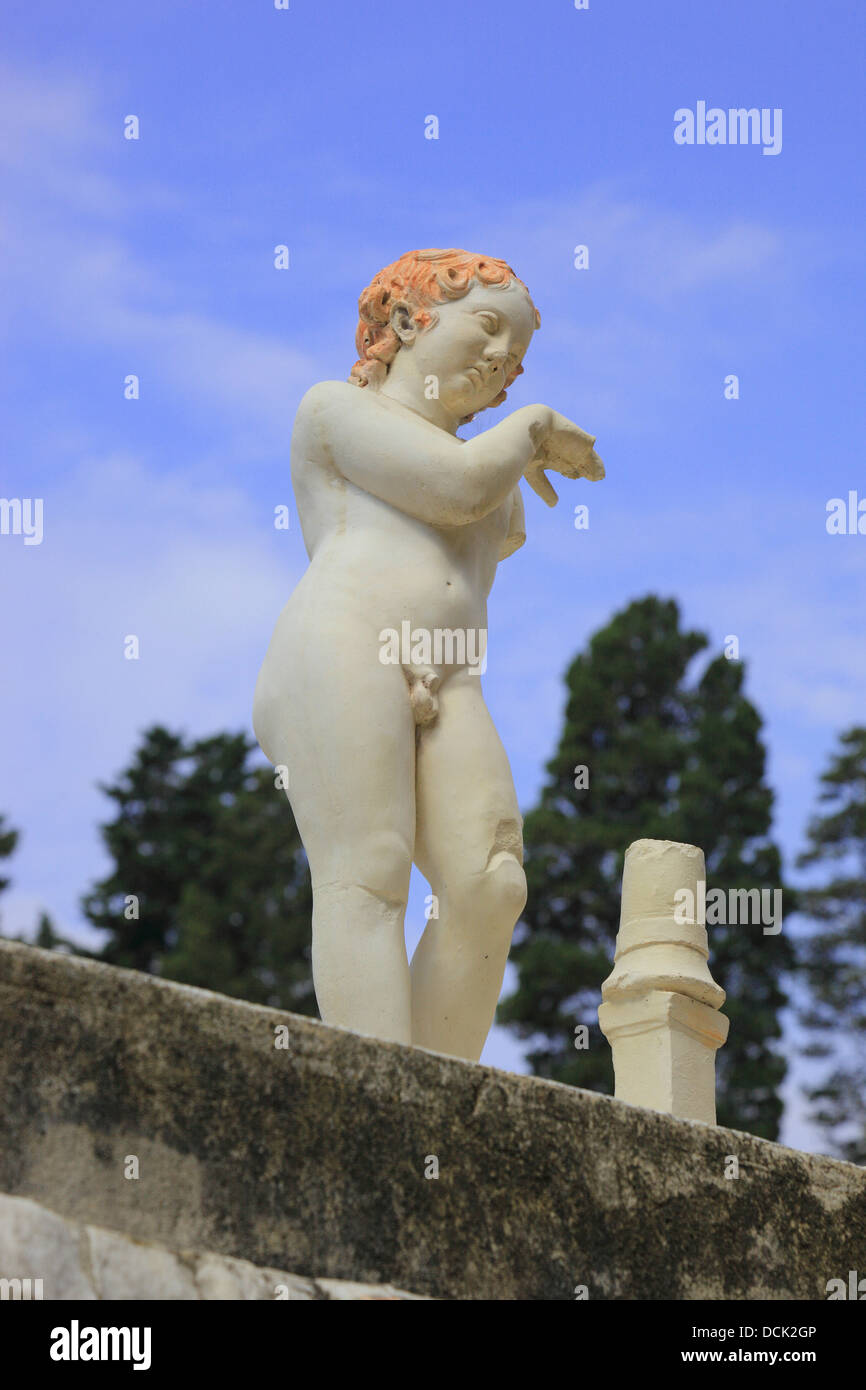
[392,280,537,418]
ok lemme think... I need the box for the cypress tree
[795,726,866,1162]
[82,726,314,1012]
[498,596,793,1140]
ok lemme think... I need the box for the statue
[253,248,604,1061]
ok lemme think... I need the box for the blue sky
[1,0,864,1151]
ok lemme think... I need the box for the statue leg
[255,620,416,1045]
[409,670,527,1061]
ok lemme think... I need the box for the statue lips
[467,362,501,397]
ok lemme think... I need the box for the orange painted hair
[350,248,540,415]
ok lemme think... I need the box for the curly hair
[349,248,540,418]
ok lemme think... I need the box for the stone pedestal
[598,839,729,1124]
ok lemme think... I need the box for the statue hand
[524,416,605,507]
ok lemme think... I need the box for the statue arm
[499,484,526,560]
[302,382,557,527]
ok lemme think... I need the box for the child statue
[253,248,604,1061]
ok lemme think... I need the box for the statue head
[350,248,541,423]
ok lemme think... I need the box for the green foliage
[82,726,315,1013]
[0,818,78,951]
[27,910,83,954]
[0,813,19,899]
[498,596,793,1140]
[796,726,866,1163]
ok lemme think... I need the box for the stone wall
[0,941,863,1300]
[0,1192,426,1300]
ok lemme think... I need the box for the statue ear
[389,301,416,345]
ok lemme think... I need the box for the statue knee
[481,816,527,922]
[348,830,413,908]
[447,851,526,931]
[484,850,528,922]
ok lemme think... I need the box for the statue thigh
[413,670,527,933]
[258,622,418,904]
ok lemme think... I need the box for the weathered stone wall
[0,1193,426,1300]
[1,940,863,1300]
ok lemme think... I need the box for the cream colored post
[598,839,729,1124]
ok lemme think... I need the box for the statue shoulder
[296,378,358,421]
[293,379,373,446]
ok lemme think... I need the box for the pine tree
[33,911,69,951]
[0,813,19,899]
[0,814,20,936]
[795,726,866,1162]
[82,726,315,1013]
[0,814,79,950]
[498,596,793,1140]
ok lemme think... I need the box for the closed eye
[477,311,499,332]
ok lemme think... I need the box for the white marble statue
[253,248,604,1061]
